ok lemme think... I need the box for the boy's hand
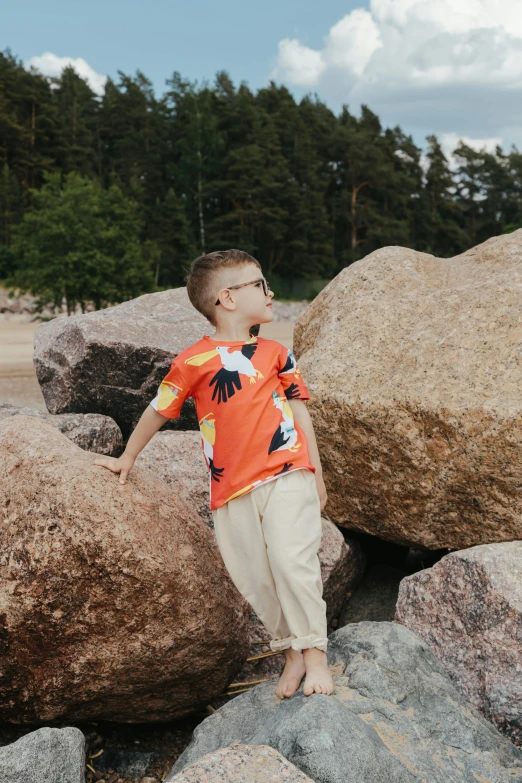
[94,452,136,485]
[315,471,328,513]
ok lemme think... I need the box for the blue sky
[3,0,362,96]
[3,0,522,155]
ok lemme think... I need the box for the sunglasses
[215,277,272,305]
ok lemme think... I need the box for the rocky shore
[2,233,522,782]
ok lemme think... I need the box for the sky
[3,0,522,159]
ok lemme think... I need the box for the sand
[0,314,46,410]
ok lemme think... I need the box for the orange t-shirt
[149,333,315,510]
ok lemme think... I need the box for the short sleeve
[277,343,311,401]
[149,357,192,419]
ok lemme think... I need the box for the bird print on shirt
[268,389,302,454]
[199,412,224,482]
[184,338,264,403]
[279,349,303,399]
[154,381,184,413]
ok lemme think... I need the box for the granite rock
[33,288,215,437]
[169,742,315,782]
[136,432,212,526]
[0,402,122,456]
[339,565,406,625]
[294,230,522,549]
[0,416,250,722]
[0,727,85,783]
[395,541,522,746]
[167,622,522,783]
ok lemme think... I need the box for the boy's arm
[289,399,327,511]
[94,405,167,484]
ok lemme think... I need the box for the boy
[94,249,335,699]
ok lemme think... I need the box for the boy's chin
[249,310,273,333]
[263,308,274,320]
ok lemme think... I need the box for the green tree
[9,171,153,313]
[149,187,196,287]
[330,105,397,266]
[53,65,100,177]
[452,142,485,246]
[165,72,223,254]
[422,134,468,256]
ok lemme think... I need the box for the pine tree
[423,134,468,256]
[53,66,99,177]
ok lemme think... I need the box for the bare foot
[275,648,306,699]
[302,647,335,696]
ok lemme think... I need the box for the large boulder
[0,402,122,455]
[0,416,251,723]
[395,541,522,747]
[294,230,522,549]
[167,622,522,783]
[0,727,85,783]
[169,742,315,782]
[33,288,214,437]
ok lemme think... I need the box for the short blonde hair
[185,249,262,327]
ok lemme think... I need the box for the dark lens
[263,279,269,295]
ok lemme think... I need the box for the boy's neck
[211,327,253,342]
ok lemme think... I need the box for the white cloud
[322,10,382,76]
[439,132,503,160]
[271,0,522,150]
[274,39,325,86]
[25,52,107,95]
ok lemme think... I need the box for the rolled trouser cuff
[290,635,328,652]
[269,635,296,652]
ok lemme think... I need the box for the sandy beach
[0,314,46,410]
[0,314,294,412]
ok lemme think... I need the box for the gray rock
[395,541,522,747]
[167,622,522,783]
[0,403,122,455]
[319,516,365,627]
[0,726,85,783]
[33,288,215,437]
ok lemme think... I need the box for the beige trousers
[211,468,328,652]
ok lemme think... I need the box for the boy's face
[215,263,274,324]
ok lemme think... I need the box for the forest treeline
[1,48,522,312]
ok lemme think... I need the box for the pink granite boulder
[294,230,522,549]
[0,416,250,723]
[395,541,522,746]
[169,742,315,782]
[0,402,122,456]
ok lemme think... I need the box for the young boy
[94,249,335,699]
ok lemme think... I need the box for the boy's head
[185,249,274,329]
